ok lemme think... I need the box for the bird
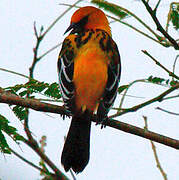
[57,6,121,173]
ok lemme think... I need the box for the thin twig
[29,0,83,78]
[143,116,168,180]
[69,169,77,180]
[118,79,146,112]
[0,68,30,79]
[29,22,42,78]
[156,107,179,116]
[162,94,179,101]
[153,0,162,14]
[107,14,168,47]
[10,147,53,176]
[142,50,179,80]
[172,55,179,81]
[24,139,69,180]
[141,0,179,50]
[110,83,179,118]
[38,43,62,60]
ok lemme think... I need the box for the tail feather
[61,110,92,173]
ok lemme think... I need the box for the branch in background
[1,88,179,150]
[153,0,161,14]
[111,83,179,118]
[143,116,168,180]
[0,88,68,116]
[24,138,69,180]
[3,131,69,180]
[141,0,179,50]
[29,0,83,78]
[29,22,43,78]
[117,79,146,112]
[38,42,62,60]
[156,107,179,116]
[0,68,30,80]
[109,14,166,47]
[142,50,179,81]
[39,136,49,177]
[69,169,77,180]
[172,55,179,81]
[162,94,179,101]
[9,147,54,176]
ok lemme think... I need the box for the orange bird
[58,6,121,173]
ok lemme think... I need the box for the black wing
[97,33,121,121]
[57,38,76,114]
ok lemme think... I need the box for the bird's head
[64,6,111,36]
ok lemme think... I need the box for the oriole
[58,6,121,173]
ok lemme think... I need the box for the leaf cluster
[5,80,61,100]
[147,76,178,87]
[4,80,61,121]
[0,114,24,154]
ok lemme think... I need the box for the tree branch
[143,116,168,180]
[141,0,179,50]
[0,88,179,150]
[142,50,179,80]
[111,83,179,118]
[9,147,54,176]
[156,107,179,116]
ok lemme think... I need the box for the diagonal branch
[143,116,168,180]
[23,138,69,180]
[105,116,179,150]
[0,88,179,150]
[111,83,179,118]
[9,147,54,176]
[141,0,179,50]
[142,50,179,81]
[156,107,179,116]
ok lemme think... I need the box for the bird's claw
[95,117,108,129]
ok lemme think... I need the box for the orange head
[64,6,111,36]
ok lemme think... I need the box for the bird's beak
[64,22,75,35]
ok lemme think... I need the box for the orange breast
[73,45,108,112]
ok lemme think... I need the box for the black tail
[61,110,92,173]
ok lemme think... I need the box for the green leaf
[166,79,170,85]
[0,131,11,154]
[5,80,61,100]
[170,80,178,86]
[0,114,24,154]
[44,82,61,99]
[92,0,128,19]
[40,25,44,33]
[19,90,28,97]
[25,80,47,93]
[170,4,179,30]
[0,114,24,143]
[12,106,28,121]
[147,76,178,86]
[147,76,165,84]
[118,85,129,94]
